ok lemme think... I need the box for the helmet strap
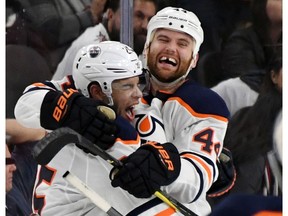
[149,72,187,94]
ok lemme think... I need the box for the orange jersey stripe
[254,211,282,216]
[168,97,228,122]
[182,153,213,186]
[158,90,173,94]
[115,134,141,145]
[155,207,176,216]
[140,97,148,105]
[32,82,46,87]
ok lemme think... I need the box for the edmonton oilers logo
[89,46,101,58]
[134,114,164,137]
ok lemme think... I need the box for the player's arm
[6,119,46,144]
[15,77,118,150]
[172,117,229,202]
[40,87,117,150]
[161,91,230,203]
[14,76,75,128]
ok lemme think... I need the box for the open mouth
[159,56,177,66]
[125,105,136,122]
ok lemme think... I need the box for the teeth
[160,56,177,65]
[126,106,135,114]
[169,57,176,64]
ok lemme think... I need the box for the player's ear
[271,70,278,85]
[189,53,199,70]
[106,8,115,19]
[89,83,105,100]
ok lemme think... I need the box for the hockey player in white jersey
[109,7,231,215]
[15,41,183,215]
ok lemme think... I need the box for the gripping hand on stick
[110,141,181,198]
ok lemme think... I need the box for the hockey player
[109,7,230,215]
[15,41,182,215]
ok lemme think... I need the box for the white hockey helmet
[143,7,204,87]
[72,41,143,105]
[145,7,204,56]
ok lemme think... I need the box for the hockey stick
[33,127,197,216]
[63,171,122,216]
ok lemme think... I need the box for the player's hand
[40,88,117,150]
[207,148,236,197]
[110,142,181,198]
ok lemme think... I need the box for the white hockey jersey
[132,80,230,215]
[15,77,229,216]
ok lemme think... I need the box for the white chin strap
[102,89,114,106]
[107,96,114,106]
[149,68,190,91]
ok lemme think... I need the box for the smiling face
[111,76,143,122]
[147,28,197,83]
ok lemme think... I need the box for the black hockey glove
[207,148,236,197]
[110,142,181,198]
[40,88,117,150]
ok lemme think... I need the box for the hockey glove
[207,148,236,197]
[40,88,117,150]
[110,142,181,198]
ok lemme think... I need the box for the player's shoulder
[171,80,230,118]
[115,116,139,141]
[22,75,76,94]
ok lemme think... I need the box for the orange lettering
[159,149,170,159]
[63,88,76,98]
[51,89,76,122]
[57,96,67,109]
[53,107,62,122]
[165,160,174,171]
[146,141,158,146]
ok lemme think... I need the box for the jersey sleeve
[162,82,230,204]
[14,76,75,129]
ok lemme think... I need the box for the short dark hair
[104,0,120,12]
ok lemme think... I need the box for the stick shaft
[63,171,123,216]
[77,132,196,215]
[35,128,196,216]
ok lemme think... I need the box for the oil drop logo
[134,114,166,143]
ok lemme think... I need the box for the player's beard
[109,24,120,42]
[133,29,147,56]
[147,50,192,83]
